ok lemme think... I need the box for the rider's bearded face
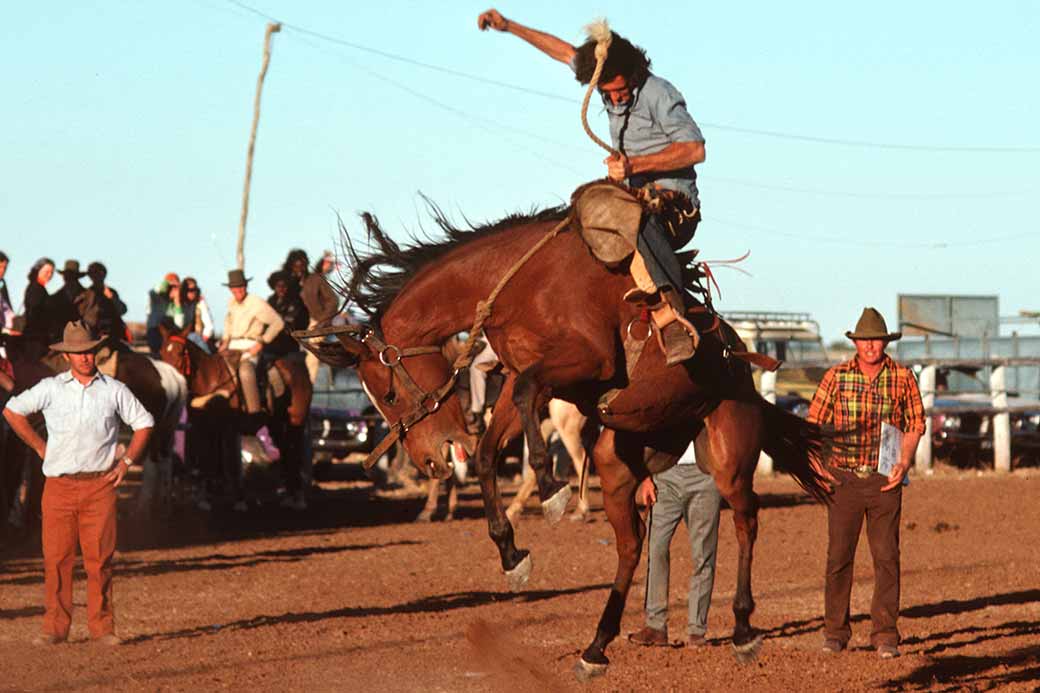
[599,75,632,107]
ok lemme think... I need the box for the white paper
[877,422,903,478]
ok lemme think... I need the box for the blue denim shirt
[6,371,154,476]
[599,75,704,206]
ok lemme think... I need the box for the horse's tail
[759,397,832,503]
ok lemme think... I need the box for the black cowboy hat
[60,260,86,277]
[267,270,291,291]
[223,269,252,288]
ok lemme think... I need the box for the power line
[705,215,1037,249]
[224,0,1040,155]
[706,176,1038,201]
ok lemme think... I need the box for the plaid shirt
[808,355,926,470]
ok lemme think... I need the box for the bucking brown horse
[302,199,833,681]
[158,324,313,506]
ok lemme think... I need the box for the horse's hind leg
[575,429,645,681]
[512,364,569,524]
[506,414,554,524]
[417,478,439,522]
[476,376,531,590]
[702,402,764,661]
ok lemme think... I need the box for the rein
[294,213,573,470]
[167,334,192,378]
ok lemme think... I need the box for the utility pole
[236,22,281,270]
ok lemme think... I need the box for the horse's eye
[383,393,396,406]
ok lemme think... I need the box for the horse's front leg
[474,376,531,590]
[575,429,646,682]
[513,363,570,524]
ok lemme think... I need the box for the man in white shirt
[3,321,154,645]
[218,270,284,420]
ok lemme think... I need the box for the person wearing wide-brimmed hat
[218,269,284,422]
[3,321,154,646]
[807,307,925,660]
[45,260,88,343]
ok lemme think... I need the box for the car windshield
[312,368,371,413]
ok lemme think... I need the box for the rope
[579,20,618,157]
[450,214,573,372]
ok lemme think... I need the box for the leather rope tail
[579,20,618,157]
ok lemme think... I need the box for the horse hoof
[504,554,533,592]
[541,485,572,526]
[732,635,763,664]
[416,510,433,523]
[572,658,608,683]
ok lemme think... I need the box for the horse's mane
[339,199,569,320]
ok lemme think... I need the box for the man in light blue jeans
[629,443,722,647]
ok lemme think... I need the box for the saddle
[219,350,287,412]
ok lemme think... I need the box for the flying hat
[50,320,105,353]
[845,307,902,342]
[223,269,252,288]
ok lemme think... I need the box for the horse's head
[303,325,474,480]
[158,321,192,377]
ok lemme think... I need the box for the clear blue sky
[3,1,1038,342]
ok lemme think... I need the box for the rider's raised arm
[477,9,576,65]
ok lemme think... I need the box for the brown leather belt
[58,471,108,480]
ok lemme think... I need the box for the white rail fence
[758,357,1040,475]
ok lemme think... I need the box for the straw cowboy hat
[845,307,902,342]
[223,269,252,288]
[50,320,105,353]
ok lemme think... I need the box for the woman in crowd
[22,258,55,356]
[180,277,215,350]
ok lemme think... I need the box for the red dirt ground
[2,465,1038,692]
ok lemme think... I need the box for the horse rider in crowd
[47,260,87,345]
[145,272,180,356]
[300,250,340,383]
[478,10,706,366]
[266,270,307,359]
[180,276,216,350]
[630,442,722,648]
[21,258,55,359]
[78,262,128,344]
[218,269,284,431]
[0,251,14,335]
[808,308,925,660]
[281,248,311,303]
[3,320,153,646]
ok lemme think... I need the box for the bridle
[165,334,192,378]
[294,323,462,470]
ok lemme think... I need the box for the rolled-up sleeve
[901,373,926,435]
[5,379,51,417]
[649,80,704,144]
[257,300,285,344]
[807,368,837,426]
[113,382,155,431]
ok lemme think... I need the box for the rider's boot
[651,288,699,366]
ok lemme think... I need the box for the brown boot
[628,626,669,647]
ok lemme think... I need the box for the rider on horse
[478,10,706,366]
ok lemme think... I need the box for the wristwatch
[121,456,134,468]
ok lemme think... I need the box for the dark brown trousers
[824,468,902,647]
[41,476,118,639]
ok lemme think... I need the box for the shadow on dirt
[882,643,1040,691]
[127,581,611,644]
[0,540,424,588]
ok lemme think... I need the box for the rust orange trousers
[41,475,117,639]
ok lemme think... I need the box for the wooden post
[236,22,281,271]
[990,365,1011,472]
[915,365,935,472]
[757,369,777,475]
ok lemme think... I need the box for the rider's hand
[635,476,657,507]
[605,154,631,181]
[248,342,263,356]
[477,9,509,31]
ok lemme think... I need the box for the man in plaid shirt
[808,307,925,659]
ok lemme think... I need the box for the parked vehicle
[309,368,388,466]
[932,393,1040,467]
